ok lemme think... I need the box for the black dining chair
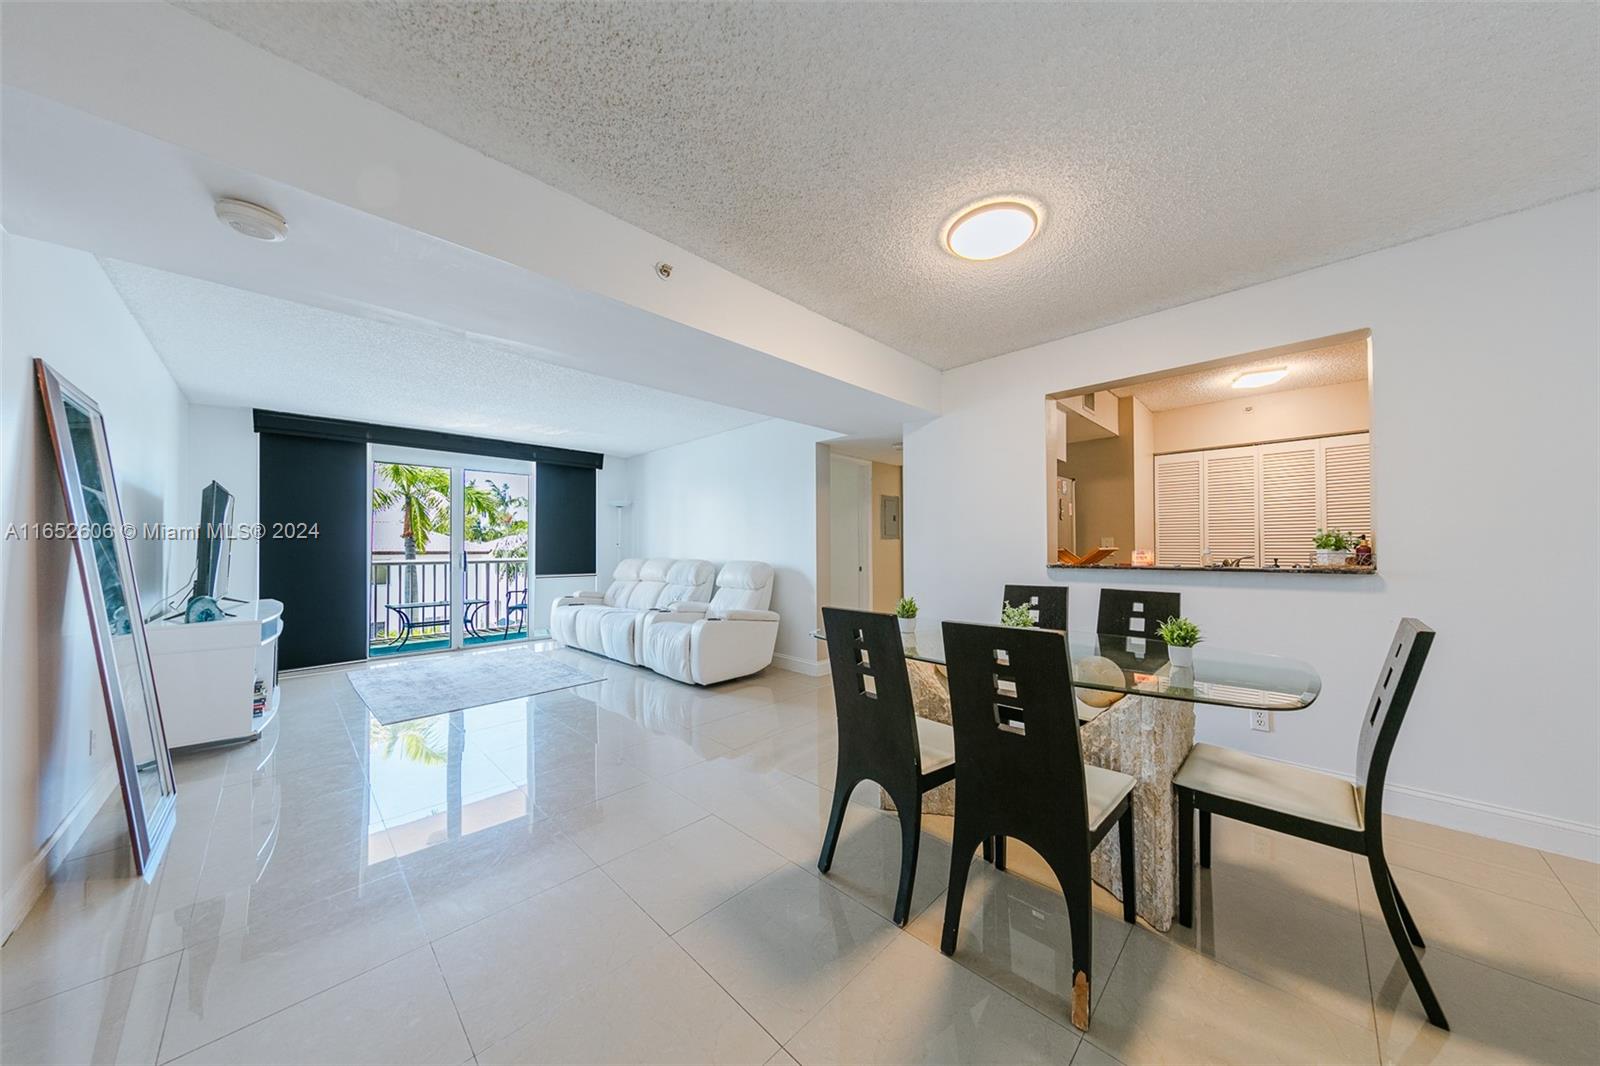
[1001,584,1068,630]
[1173,618,1448,1029]
[1096,589,1181,642]
[818,607,957,926]
[939,621,1137,1032]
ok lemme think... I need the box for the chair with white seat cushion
[637,561,780,684]
[938,621,1137,1032]
[817,608,957,926]
[1173,617,1447,1030]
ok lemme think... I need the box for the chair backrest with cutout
[1096,589,1181,642]
[1001,585,1069,630]
[822,608,922,785]
[1355,618,1435,831]
[942,621,1092,867]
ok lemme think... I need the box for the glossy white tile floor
[4,643,1598,1064]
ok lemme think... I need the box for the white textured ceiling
[101,259,764,457]
[179,2,1598,370]
[1110,338,1368,412]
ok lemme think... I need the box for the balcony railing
[369,554,530,651]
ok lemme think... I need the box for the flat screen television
[192,480,235,602]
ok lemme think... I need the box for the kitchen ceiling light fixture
[214,197,288,242]
[944,200,1039,261]
[1232,367,1289,389]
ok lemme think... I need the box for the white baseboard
[1384,783,1599,863]
[772,652,829,678]
[1,765,119,944]
[1256,751,1598,862]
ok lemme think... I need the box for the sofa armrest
[709,608,780,623]
[648,604,712,625]
[554,592,604,609]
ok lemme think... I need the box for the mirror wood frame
[35,358,177,879]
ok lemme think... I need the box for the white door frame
[368,444,534,656]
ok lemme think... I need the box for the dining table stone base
[1080,692,1195,932]
[887,661,1196,931]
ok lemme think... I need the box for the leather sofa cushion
[604,558,644,606]
[660,559,716,607]
[710,561,775,612]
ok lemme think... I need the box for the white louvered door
[1322,433,1373,538]
[1154,453,1203,566]
[1202,446,1260,564]
[1154,431,1372,567]
[1258,440,1320,566]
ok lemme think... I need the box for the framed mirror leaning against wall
[35,359,177,878]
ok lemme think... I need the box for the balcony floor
[368,628,549,658]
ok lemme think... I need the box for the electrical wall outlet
[1250,710,1272,732]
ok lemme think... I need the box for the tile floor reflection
[2,642,1597,1064]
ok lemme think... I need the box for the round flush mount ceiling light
[214,197,288,242]
[944,199,1040,261]
[1232,367,1289,389]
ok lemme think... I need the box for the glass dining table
[893,627,1322,711]
[813,624,1323,930]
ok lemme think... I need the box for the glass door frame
[367,445,535,658]
[459,457,537,650]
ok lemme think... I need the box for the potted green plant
[1155,616,1201,668]
[1001,601,1036,628]
[1313,528,1352,566]
[894,596,918,636]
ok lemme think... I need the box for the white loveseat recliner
[550,558,716,665]
[550,559,779,685]
[639,561,779,685]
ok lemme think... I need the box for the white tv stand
[146,598,284,748]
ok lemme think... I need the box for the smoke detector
[214,197,288,242]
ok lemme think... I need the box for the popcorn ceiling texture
[181,2,1599,370]
[101,259,763,457]
[1111,338,1368,412]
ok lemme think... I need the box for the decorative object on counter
[1353,532,1375,566]
[1154,615,1202,668]
[1130,548,1154,567]
[1001,601,1038,627]
[1057,546,1118,566]
[1313,528,1352,566]
[894,596,919,635]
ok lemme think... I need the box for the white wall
[1152,378,1370,454]
[906,193,1600,859]
[1,234,189,935]
[183,405,259,601]
[626,420,834,672]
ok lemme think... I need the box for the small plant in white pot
[894,596,918,636]
[1000,602,1037,628]
[1155,616,1201,668]
[1313,528,1352,566]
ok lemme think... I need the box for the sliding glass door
[368,446,533,658]
[463,466,531,646]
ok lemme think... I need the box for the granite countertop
[1046,562,1377,575]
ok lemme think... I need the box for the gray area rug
[348,646,601,725]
